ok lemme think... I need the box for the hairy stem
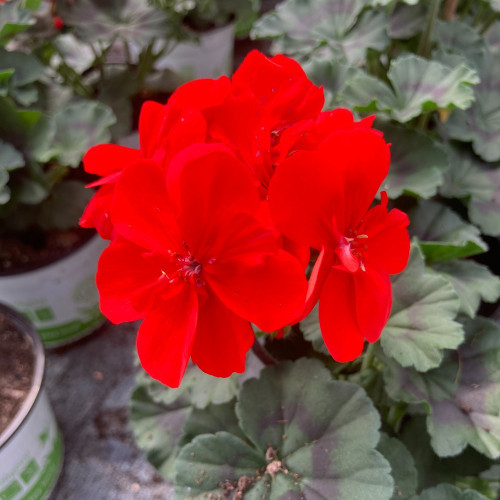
[361,342,377,372]
[418,0,442,57]
[444,0,459,20]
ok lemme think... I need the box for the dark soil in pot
[0,313,34,435]
[0,226,94,275]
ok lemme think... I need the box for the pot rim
[0,303,45,449]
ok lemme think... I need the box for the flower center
[163,251,205,287]
[336,231,368,273]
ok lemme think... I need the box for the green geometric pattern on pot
[174,358,394,500]
[409,200,488,263]
[341,55,479,123]
[383,316,500,459]
[380,245,464,372]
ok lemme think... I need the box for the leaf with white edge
[380,245,464,372]
[176,359,394,500]
[0,1,34,45]
[300,304,329,355]
[342,55,479,123]
[139,363,239,410]
[379,123,450,199]
[409,200,488,262]
[389,2,427,40]
[0,48,44,88]
[51,101,116,167]
[377,434,418,500]
[410,484,489,500]
[385,317,500,459]
[432,259,500,317]
[55,0,171,49]
[129,384,192,481]
[445,51,500,162]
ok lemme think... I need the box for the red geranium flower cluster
[82,51,410,387]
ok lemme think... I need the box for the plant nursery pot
[0,303,63,500]
[0,234,107,347]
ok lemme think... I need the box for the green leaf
[38,180,93,230]
[409,200,488,262]
[175,359,394,500]
[445,51,500,162]
[410,484,490,500]
[14,176,48,204]
[0,139,24,172]
[432,20,485,60]
[379,123,450,199]
[342,55,480,123]
[175,432,265,499]
[252,0,387,64]
[0,48,44,88]
[130,384,192,481]
[56,0,172,50]
[377,434,418,500]
[389,2,427,40]
[300,304,329,355]
[54,34,96,74]
[380,245,464,372]
[385,317,500,459]
[439,147,500,237]
[400,416,494,491]
[0,1,34,45]
[432,259,500,317]
[51,101,116,167]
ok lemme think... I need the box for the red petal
[139,101,167,158]
[137,286,198,388]
[318,269,365,362]
[298,246,335,322]
[96,239,162,323]
[166,143,260,258]
[79,184,115,240]
[205,249,307,332]
[363,203,410,275]
[112,160,183,253]
[191,293,254,377]
[353,268,392,343]
[168,76,231,112]
[316,130,391,230]
[83,144,140,176]
[269,148,341,249]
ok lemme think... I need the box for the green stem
[480,12,499,34]
[472,3,486,26]
[418,0,442,57]
[418,112,432,130]
[361,342,377,372]
[251,337,277,366]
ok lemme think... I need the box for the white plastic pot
[0,234,107,347]
[0,304,63,500]
[130,23,235,80]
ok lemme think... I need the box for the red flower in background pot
[97,144,307,387]
[269,129,410,361]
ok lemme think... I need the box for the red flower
[80,77,230,239]
[269,129,410,361]
[97,144,307,387]
[53,15,64,29]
